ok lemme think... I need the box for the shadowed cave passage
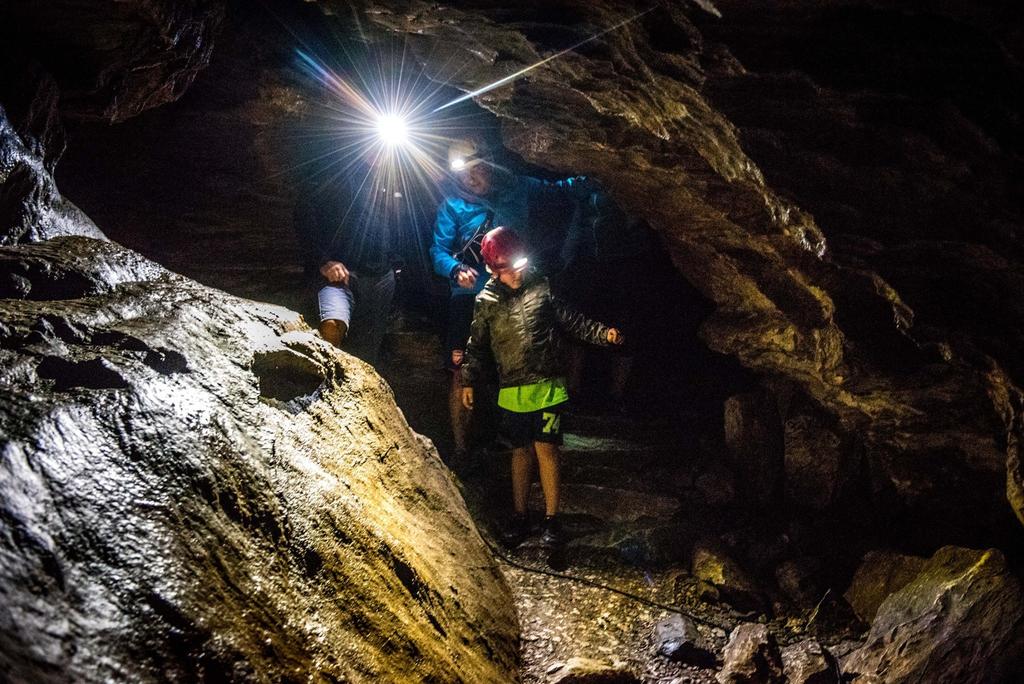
[4,0,1024,682]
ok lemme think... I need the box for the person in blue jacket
[431,137,590,460]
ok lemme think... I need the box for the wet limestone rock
[780,639,837,684]
[843,549,928,624]
[0,236,519,682]
[0,106,103,245]
[692,541,765,613]
[654,614,716,668]
[717,623,784,684]
[843,546,1024,683]
[549,657,640,684]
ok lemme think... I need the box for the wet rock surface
[0,105,104,246]
[0,235,519,681]
[717,624,784,684]
[843,546,1024,683]
[780,639,837,684]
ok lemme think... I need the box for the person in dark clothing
[461,227,623,547]
[295,162,412,364]
[433,137,592,458]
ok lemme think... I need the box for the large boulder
[0,236,519,682]
[843,549,928,624]
[843,546,1024,683]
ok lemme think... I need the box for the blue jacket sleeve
[530,175,595,203]
[430,200,462,279]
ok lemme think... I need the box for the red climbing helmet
[480,226,529,273]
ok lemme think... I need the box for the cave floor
[379,314,731,684]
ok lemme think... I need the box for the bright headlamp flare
[376,114,409,147]
[450,157,467,171]
[513,257,528,271]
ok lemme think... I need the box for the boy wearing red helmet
[461,227,623,547]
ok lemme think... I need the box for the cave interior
[2,0,1024,682]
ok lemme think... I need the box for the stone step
[511,517,696,566]
[566,412,679,442]
[562,464,648,492]
[530,482,681,523]
[561,440,693,479]
[561,432,668,454]
[563,462,690,497]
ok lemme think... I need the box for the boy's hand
[607,328,624,345]
[461,386,475,410]
[455,266,479,289]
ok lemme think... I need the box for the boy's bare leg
[449,373,471,453]
[511,446,536,515]
[319,319,347,348]
[534,442,561,517]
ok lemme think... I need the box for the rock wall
[3,0,227,123]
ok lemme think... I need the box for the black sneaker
[501,513,529,549]
[540,515,564,547]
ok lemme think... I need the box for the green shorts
[501,404,566,448]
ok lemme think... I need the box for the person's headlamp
[375,114,409,147]
[487,256,529,274]
[450,152,482,172]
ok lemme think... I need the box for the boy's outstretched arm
[553,298,624,347]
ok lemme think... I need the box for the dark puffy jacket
[462,271,610,388]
